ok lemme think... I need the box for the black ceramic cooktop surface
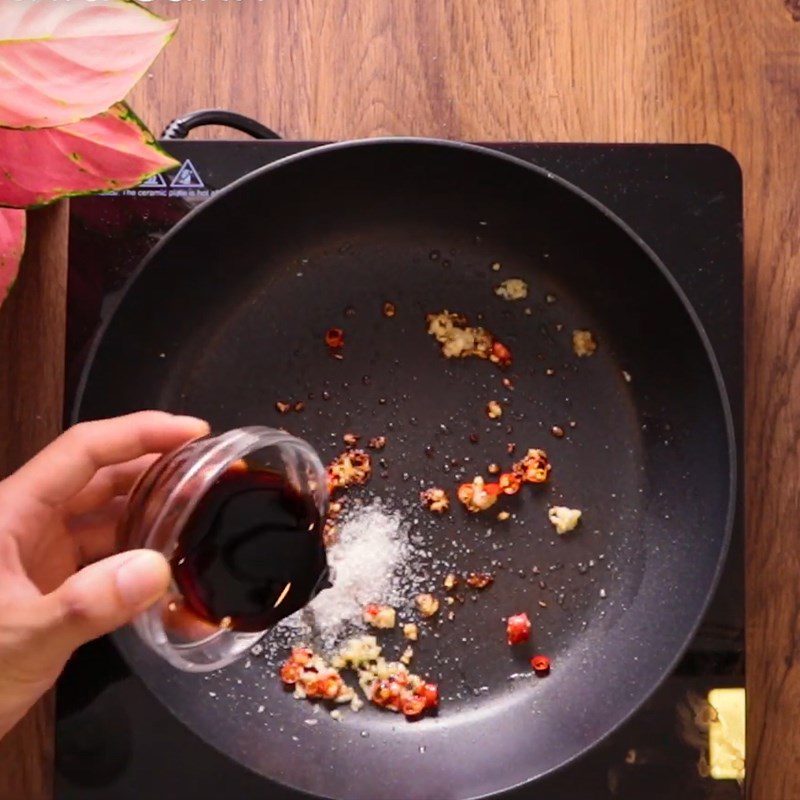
[58,139,744,800]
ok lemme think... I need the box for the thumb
[38,549,170,667]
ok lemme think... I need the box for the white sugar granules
[305,502,408,646]
[266,499,420,653]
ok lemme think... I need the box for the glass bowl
[117,426,328,672]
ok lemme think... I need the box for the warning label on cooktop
[170,159,205,189]
[102,159,214,199]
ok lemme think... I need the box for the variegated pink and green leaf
[0,103,178,208]
[0,208,25,308]
[0,0,177,129]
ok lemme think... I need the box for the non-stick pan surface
[75,139,734,800]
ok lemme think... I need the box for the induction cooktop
[57,119,744,800]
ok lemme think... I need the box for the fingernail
[175,416,211,435]
[115,551,170,608]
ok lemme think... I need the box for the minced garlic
[572,329,597,357]
[415,593,440,617]
[363,603,396,629]
[421,487,450,513]
[494,278,529,301]
[403,623,419,641]
[548,506,582,534]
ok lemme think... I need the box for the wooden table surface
[1,1,798,797]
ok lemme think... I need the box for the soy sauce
[171,465,328,632]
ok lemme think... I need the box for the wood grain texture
[0,202,68,800]
[2,1,799,797]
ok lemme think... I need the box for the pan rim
[72,136,737,799]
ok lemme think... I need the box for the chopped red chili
[466,572,494,589]
[419,682,439,708]
[325,327,345,349]
[498,471,522,495]
[291,646,313,665]
[279,661,302,685]
[530,655,551,675]
[512,448,551,484]
[279,646,314,685]
[506,612,531,645]
[490,340,513,367]
[401,694,427,717]
[371,671,439,719]
[306,673,345,700]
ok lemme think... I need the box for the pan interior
[77,141,732,800]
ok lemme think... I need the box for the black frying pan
[74,139,734,800]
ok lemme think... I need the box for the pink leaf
[0,103,178,208]
[0,0,177,129]
[0,208,25,309]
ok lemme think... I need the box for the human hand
[0,411,209,740]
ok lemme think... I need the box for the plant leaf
[0,0,177,129]
[0,208,25,310]
[0,103,178,208]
